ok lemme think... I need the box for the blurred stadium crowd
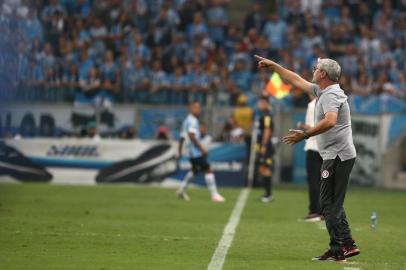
[0,0,405,109]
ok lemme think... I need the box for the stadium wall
[1,103,406,188]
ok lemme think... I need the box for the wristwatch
[303,131,310,140]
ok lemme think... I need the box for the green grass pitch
[0,183,405,270]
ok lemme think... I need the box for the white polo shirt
[304,98,318,152]
[312,83,356,161]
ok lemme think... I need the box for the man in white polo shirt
[255,55,360,262]
[298,95,323,222]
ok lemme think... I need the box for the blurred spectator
[251,69,270,96]
[150,60,170,103]
[207,0,228,45]
[211,65,234,105]
[161,0,180,28]
[152,8,174,46]
[200,122,213,146]
[373,73,397,96]
[119,125,137,139]
[327,24,352,59]
[127,0,148,32]
[232,94,253,146]
[156,123,171,140]
[262,13,287,51]
[301,26,324,59]
[218,116,244,144]
[41,0,67,24]
[78,49,94,80]
[77,67,101,103]
[19,7,43,42]
[230,59,251,93]
[244,3,265,34]
[189,62,210,104]
[100,50,120,95]
[178,0,201,32]
[323,0,341,23]
[187,12,208,43]
[355,2,373,26]
[170,66,188,104]
[229,117,245,144]
[85,121,101,140]
[301,0,322,16]
[110,11,134,54]
[128,56,151,102]
[46,9,67,49]
[89,17,108,37]
[128,31,151,61]
[340,44,358,78]
[352,73,372,97]
[71,0,92,18]
[285,0,305,32]
[170,32,188,61]
[184,42,208,64]
[223,25,241,57]
[62,63,79,101]
[40,43,56,71]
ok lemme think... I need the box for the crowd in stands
[0,0,405,109]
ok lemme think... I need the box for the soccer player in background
[256,95,274,203]
[176,101,225,202]
[255,55,360,262]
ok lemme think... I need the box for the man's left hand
[282,129,305,145]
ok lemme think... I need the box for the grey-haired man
[255,55,360,262]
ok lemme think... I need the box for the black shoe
[312,250,346,262]
[343,245,360,258]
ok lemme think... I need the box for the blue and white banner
[0,138,247,187]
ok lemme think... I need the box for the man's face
[190,102,201,116]
[311,63,323,83]
[87,128,96,137]
[258,99,268,111]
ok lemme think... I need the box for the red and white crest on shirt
[322,170,330,179]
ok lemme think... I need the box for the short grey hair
[317,58,341,82]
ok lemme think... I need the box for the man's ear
[321,70,327,80]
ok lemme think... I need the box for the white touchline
[207,188,250,270]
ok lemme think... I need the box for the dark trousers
[306,150,322,214]
[320,156,355,253]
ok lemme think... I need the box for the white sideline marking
[207,188,250,270]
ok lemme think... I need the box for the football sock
[204,173,219,196]
[264,175,272,197]
[178,171,194,193]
